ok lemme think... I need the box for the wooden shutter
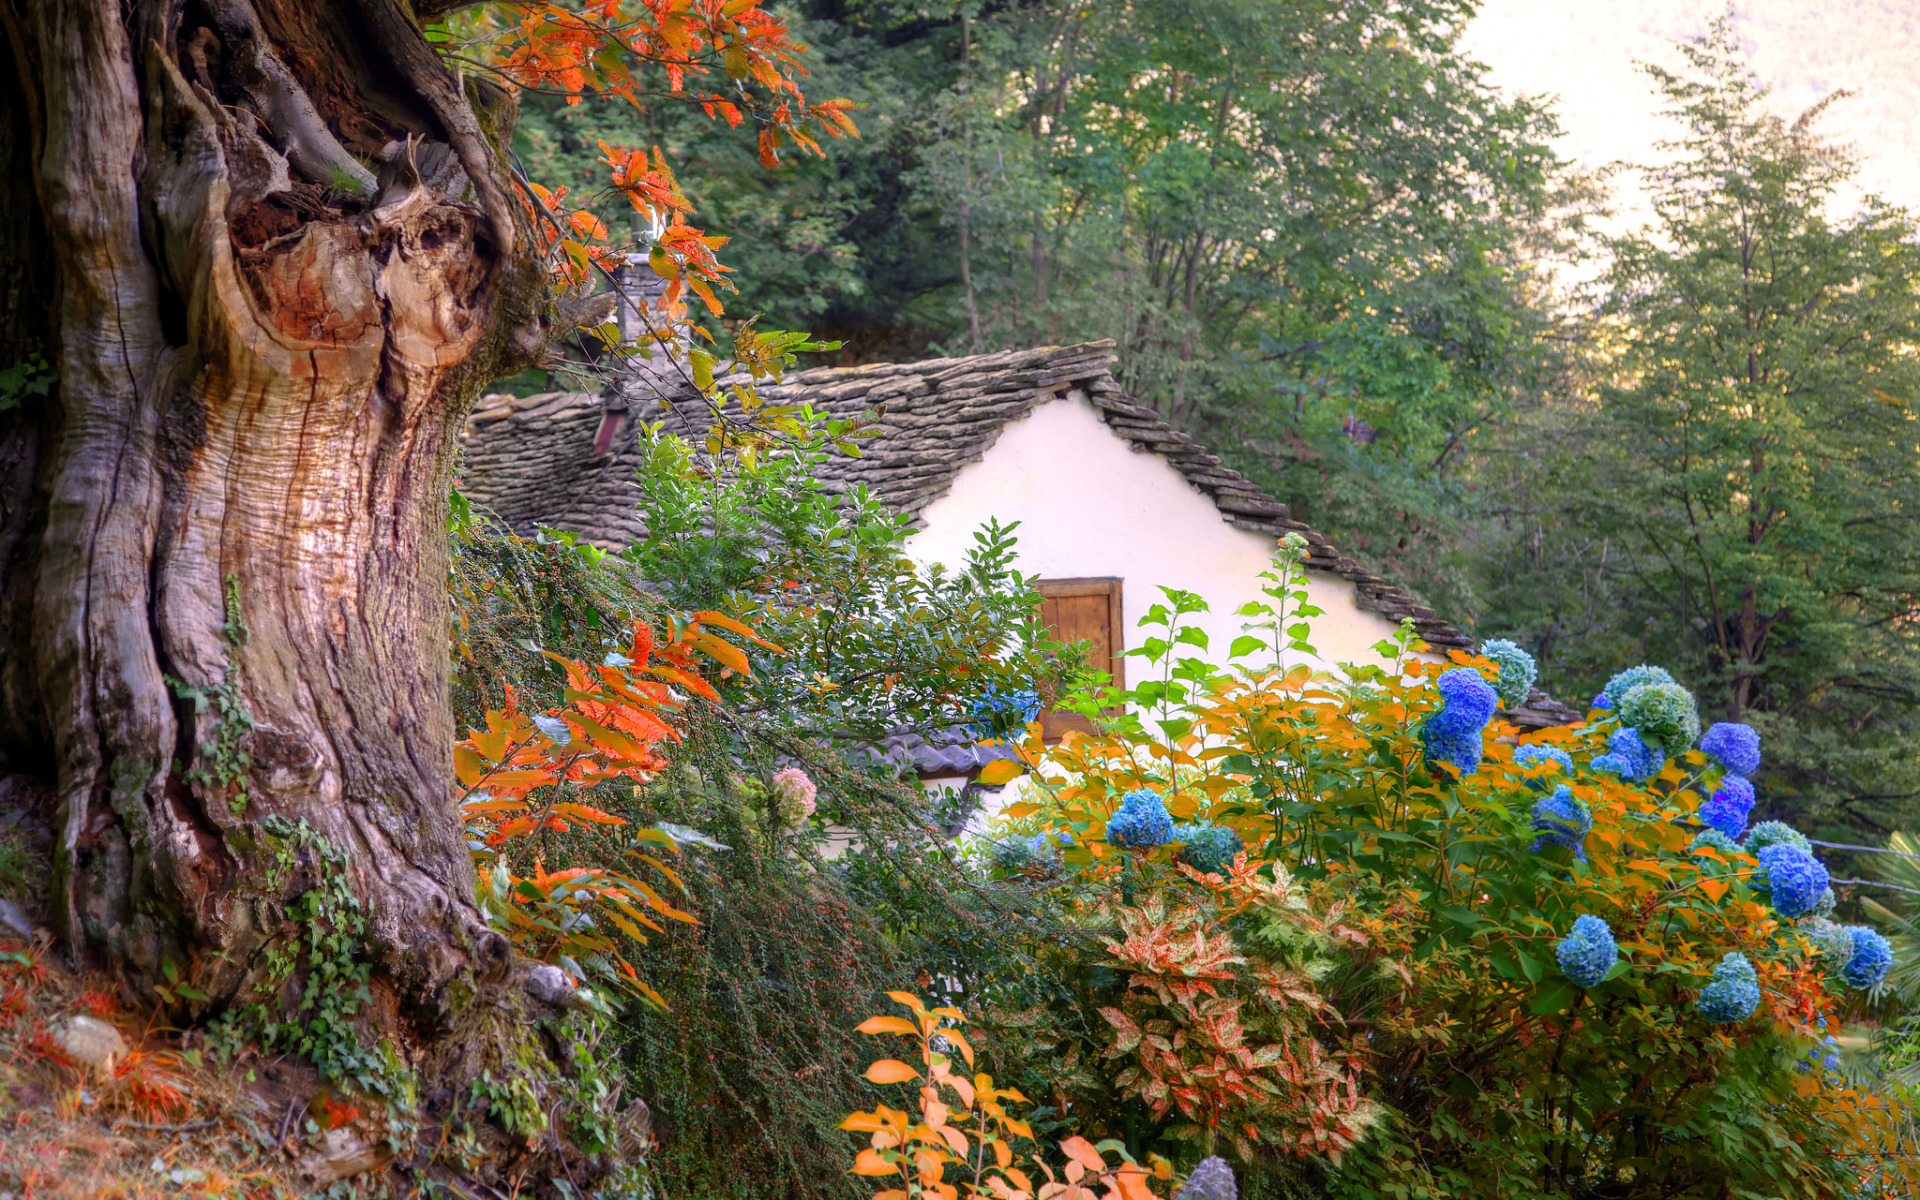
[1034,578,1124,741]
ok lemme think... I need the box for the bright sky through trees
[1465,0,1920,220]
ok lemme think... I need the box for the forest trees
[1477,29,1920,841]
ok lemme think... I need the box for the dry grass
[0,935,304,1200]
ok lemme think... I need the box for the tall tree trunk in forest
[0,0,597,1181]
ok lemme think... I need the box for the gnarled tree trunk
[0,0,591,1182]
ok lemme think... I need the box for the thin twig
[113,1118,220,1132]
[1832,878,1920,898]
[1809,839,1920,861]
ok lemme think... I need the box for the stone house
[458,340,1577,747]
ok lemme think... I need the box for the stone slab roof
[459,341,1578,728]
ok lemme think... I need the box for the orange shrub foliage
[842,993,1169,1200]
[455,610,773,1007]
[1096,858,1375,1160]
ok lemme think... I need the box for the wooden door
[1035,578,1124,740]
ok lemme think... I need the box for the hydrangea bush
[977,576,1910,1199]
[1757,844,1830,920]
[1616,679,1702,756]
[1512,744,1572,788]
[1843,926,1894,990]
[1173,822,1244,877]
[1529,786,1592,858]
[1106,788,1174,850]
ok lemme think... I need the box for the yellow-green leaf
[977,759,1025,786]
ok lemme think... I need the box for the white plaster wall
[905,395,1405,678]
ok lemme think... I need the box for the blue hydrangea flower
[1479,639,1538,708]
[1699,722,1762,776]
[1696,952,1761,1024]
[1591,692,1613,710]
[1530,786,1592,859]
[1842,926,1894,990]
[1180,1157,1238,1200]
[1106,788,1175,850]
[1602,664,1677,708]
[1618,681,1701,757]
[1420,668,1499,775]
[1743,820,1812,856]
[1556,915,1618,987]
[967,686,1042,739]
[1698,776,1755,840]
[993,828,1074,874]
[1173,822,1244,877]
[1597,726,1663,782]
[1757,844,1830,920]
[1027,829,1073,855]
[1690,828,1742,859]
[1798,1035,1842,1076]
[1513,744,1573,790]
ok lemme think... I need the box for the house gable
[907,392,1412,678]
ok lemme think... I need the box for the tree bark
[0,0,584,1182]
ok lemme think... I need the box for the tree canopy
[1475,27,1920,842]
[515,0,1575,610]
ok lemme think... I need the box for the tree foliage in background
[512,0,1579,615]
[1474,26,1920,844]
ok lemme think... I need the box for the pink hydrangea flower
[772,766,817,818]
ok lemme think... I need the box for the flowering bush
[1690,828,1742,857]
[1529,786,1592,858]
[1106,789,1175,851]
[1600,663,1676,707]
[770,766,818,827]
[1746,820,1812,856]
[1172,823,1244,877]
[1595,725,1663,782]
[1757,844,1830,920]
[972,553,1913,1197]
[1511,743,1572,787]
[971,686,1044,740]
[1844,926,1894,990]
[1616,679,1701,756]
[1179,1158,1237,1200]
